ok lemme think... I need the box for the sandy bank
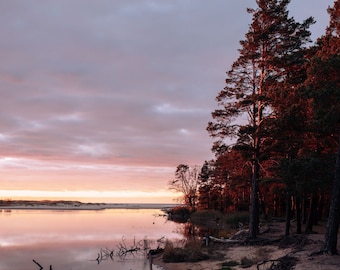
[153,221,340,270]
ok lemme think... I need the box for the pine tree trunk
[303,194,308,224]
[274,193,278,217]
[305,192,318,233]
[259,190,267,219]
[249,158,260,239]
[317,194,324,221]
[323,134,340,255]
[285,190,291,237]
[296,193,302,234]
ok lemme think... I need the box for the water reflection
[0,209,182,270]
[172,218,233,242]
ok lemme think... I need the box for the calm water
[0,208,183,270]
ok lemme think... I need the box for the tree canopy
[170,0,340,251]
[207,0,314,238]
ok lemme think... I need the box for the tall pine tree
[207,0,313,238]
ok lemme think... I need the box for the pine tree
[207,0,313,238]
[197,160,215,210]
[307,0,340,255]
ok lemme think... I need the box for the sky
[0,0,335,203]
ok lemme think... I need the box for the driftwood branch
[91,236,165,263]
[117,241,140,259]
[208,236,242,244]
[207,226,271,245]
[32,260,52,270]
[33,260,43,270]
[32,236,166,268]
[90,248,114,264]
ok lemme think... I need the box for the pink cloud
[0,0,334,202]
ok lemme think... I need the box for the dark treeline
[170,0,340,255]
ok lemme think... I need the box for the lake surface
[0,208,183,270]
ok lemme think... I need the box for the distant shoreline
[0,199,180,211]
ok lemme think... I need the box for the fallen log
[208,236,242,244]
[208,225,271,245]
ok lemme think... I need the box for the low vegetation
[166,206,195,223]
[162,239,209,263]
[190,211,248,228]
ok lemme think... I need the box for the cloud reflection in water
[0,208,179,269]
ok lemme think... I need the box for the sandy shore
[153,221,340,270]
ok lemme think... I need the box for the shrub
[168,206,193,223]
[190,210,223,227]
[189,210,249,234]
[224,212,249,228]
[162,239,209,263]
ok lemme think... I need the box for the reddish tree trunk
[323,134,340,255]
[296,194,302,234]
[249,158,260,239]
[285,191,291,237]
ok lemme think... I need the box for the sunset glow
[0,189,178,203]
[0,1,333,203]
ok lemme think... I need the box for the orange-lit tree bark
[264,56,312,234]
[198,153,251,213]
[207,0,313,238]
[197,160,215,210]
[219,150,252,212]
[324,135,340,254]
[207,159,229,212]
[198,159,230,212]
[198,160,227,211]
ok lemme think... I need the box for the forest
[169,0,340,255]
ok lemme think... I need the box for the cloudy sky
[0,0,335,203]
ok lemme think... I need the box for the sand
[153,221,340,270]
